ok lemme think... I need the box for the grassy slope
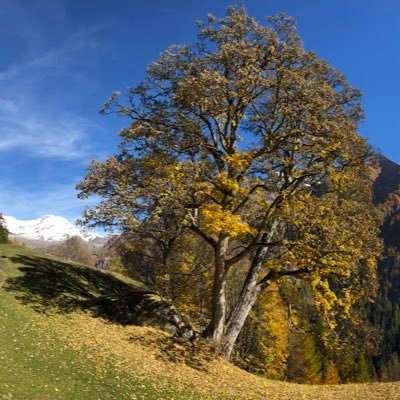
[1,244,400,400]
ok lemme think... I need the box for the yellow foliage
[226,152,252,171]
[193,181,213,197]
[200,204,255,238]
[214,173,241,193]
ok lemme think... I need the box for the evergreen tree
[0,214,8,244]
[324,361,340,384]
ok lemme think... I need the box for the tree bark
[223,281,265,360]
[222,221,279,359]
[222,242,272,359]
[208,234,230,351]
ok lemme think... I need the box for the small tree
[48,236,96,266]
[0,214,8,244]
[77,7,381,359]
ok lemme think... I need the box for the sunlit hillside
[1,244,400,400]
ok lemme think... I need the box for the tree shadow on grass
[2,253,206,367]
[3,254,150,316]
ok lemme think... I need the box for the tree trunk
[222,222,279,359]
[223,281,266,359]
[222,246,270,359]
[208,235,230,351]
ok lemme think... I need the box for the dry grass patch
[53,312,400,400]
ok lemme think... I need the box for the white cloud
[0,101,89,159]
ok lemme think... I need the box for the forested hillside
[369,155,400,380]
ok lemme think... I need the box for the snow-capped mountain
[3,215,105,243]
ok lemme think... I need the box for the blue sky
[1,0,399,224]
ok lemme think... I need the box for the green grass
[3,243,400,400]
[0,244,204,400]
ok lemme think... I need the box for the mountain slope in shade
[372,154,400,204]
[3,215,105,243]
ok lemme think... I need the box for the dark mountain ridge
[369,154,400,380]
[373,154,400,205]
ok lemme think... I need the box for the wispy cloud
[0,99,90,158]
[0,25,105,84]
[0,3,111,222]
[0,23,105,160]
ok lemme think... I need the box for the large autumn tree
[77,7,381,359]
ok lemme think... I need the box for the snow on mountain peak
[3,215,104,243]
